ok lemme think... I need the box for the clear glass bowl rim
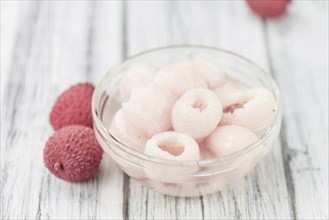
[92,45,282,167]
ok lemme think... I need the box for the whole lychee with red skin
[50,83,95,130]
[44,125,103,182]
[246,0,291,18]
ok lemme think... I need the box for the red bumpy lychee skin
[246,0,290,18]
[44,125,103,182]
[50,83,95,130]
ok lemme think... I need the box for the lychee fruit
[119,64,158,102]
[219,87,277,133]
[50,83,95,130]
[122,84,176,137]
[144,131,200,161]
[206,125,259,156]
[109,109,148,152]
[172,88,222,140]
[43,125,103,182]
[183,58,226,89]
[246,0,290,18]
[154,64,207,97]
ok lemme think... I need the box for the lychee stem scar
[54,162,63,171]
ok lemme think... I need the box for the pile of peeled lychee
[44,83,103,182]
[110,58,277,162]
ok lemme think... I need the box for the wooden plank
[126,2,203,219]
[90,2,125,219]
[265,1,329,219]
[126,1,170,55]
[0,1,20,98]
[125,1,291,219]
[125,3,188,219]
[0,1,124,219]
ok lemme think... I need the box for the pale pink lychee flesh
[154,64,207,97]
[206,125,259,156]
[119,65,158,101]
[110,61,276,163]
[105,58,279,196]
[172,88,222,139]
[144,131,200,161]
[183,58,226,89]
[122,84,176,137]
[220,87,277,132]
[109,109,148,152]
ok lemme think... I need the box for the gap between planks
[121,1,131,220]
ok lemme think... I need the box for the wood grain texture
[1,1,328,220]
[126,2,291,219]
[265,2,329,219]
[1,1,124,219]
[0,1,19,97]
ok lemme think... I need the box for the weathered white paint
[0,1,19,98]
[1,1,124,219]
[1,1,327,219]
[266,1,329,219]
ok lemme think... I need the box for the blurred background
[1,1,328,220]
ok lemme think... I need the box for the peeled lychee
[109,109,147,152]
[119,65,158,101]
[143,131,200,180]
[246,0,290,18]
[122,84,176,137]
[172,88,222,140]
[213,78,248,101]
[154,64,207,97]
[50,83,94,130]
[183,58,226,89]
[220,87,277,133]
[44,125,103,182]
[144,131,200,161]
[206,125,258,156]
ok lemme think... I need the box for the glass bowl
[92,45,282,197]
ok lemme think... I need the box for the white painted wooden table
[1,1,328,219]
